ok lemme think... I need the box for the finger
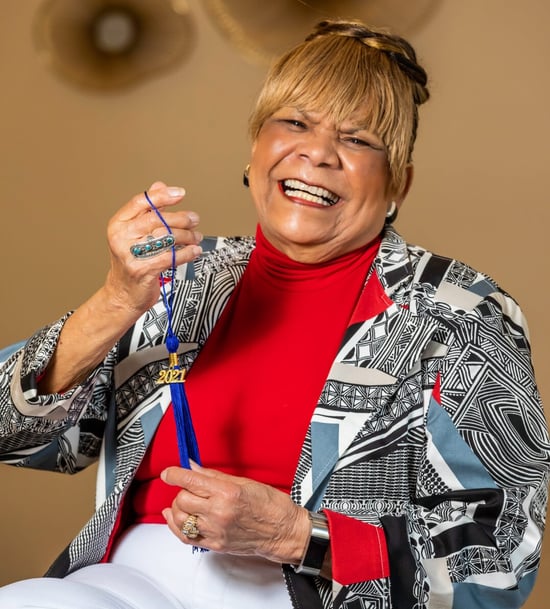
[172,488,210,518]
[189,460,231,481]
[161,465,192,488]
[164,504,212,547]
[129,212,201,242]
[161,466,218,499]
[116,185,186,223]
[125,245,203,275]
[164,462,230,484]
[148,209,200,230]
[161,466,205,490]
[162,507,198,545]
[149,180,168,191]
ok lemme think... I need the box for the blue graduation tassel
[142,190,206,553]
[143,190,202,471]
[165,333,201,469]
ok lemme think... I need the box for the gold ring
[181,514,200,539]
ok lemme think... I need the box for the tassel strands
[164,334,201,469]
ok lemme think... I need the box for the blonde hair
[248,20,430,194]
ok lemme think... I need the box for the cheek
[351,161,392,202]
[251,130,293,174]
[249,157,284,205]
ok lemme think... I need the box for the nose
[296,129,340,168]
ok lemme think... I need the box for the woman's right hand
[38,181,203,394]
[104,181,203,316]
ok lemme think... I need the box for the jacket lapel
[97,237,254,505]
[297,228,440,510]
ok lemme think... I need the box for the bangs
[280,40,395,134]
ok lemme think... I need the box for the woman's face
[249,106,406,263]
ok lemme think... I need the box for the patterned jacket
[0,227,548,609]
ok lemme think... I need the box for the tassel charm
[156,353,186,384]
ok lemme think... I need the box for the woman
[0,19,548,609]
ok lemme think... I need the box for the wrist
[292,510,330,577]
[101,276,150,318]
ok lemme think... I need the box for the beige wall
[1,1,549,605]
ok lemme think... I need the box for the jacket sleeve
[393,290,550,609]
[324,509,389,584]
[0,314,116,473]
[300,289,549,609]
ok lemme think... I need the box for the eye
[282,118,307,129]
[342,135,385,152]
[344,136,371,147]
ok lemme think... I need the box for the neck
[258,226,381,265]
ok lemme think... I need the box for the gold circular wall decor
[204,0,441,64]
[33,0,196,90]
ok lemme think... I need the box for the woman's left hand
[161,462,310,564]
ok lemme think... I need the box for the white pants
[0,524,293,609]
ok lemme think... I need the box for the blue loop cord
[144,191,178,350]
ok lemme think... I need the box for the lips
[281,179,340,207]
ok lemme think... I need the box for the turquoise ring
[130,234,175,259]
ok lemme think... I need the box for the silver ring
[181,514,200,539]
[130,234,175,259]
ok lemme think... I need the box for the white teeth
[283,179,339,206]
[285,189,332,206]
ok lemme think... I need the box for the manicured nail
[191,245,203,257]
[188,211,200,224]
[168,187,186,197]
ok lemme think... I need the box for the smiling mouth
[281,179,340,207]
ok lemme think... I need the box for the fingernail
[160,469,167,481]
[188,211,200,224]
[161,508,169,521]
[191,245,203,257]
[194,231,203,243]
[168,187,186,197]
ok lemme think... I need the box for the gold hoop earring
[243,164,250,187]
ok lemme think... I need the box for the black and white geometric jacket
[0,226,548,609]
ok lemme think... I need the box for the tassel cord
[144,191,177,339]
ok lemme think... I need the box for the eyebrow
[294,108,320,125]
[340,125,368,134]
[296,109,371,133]
[284,107,385,147]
